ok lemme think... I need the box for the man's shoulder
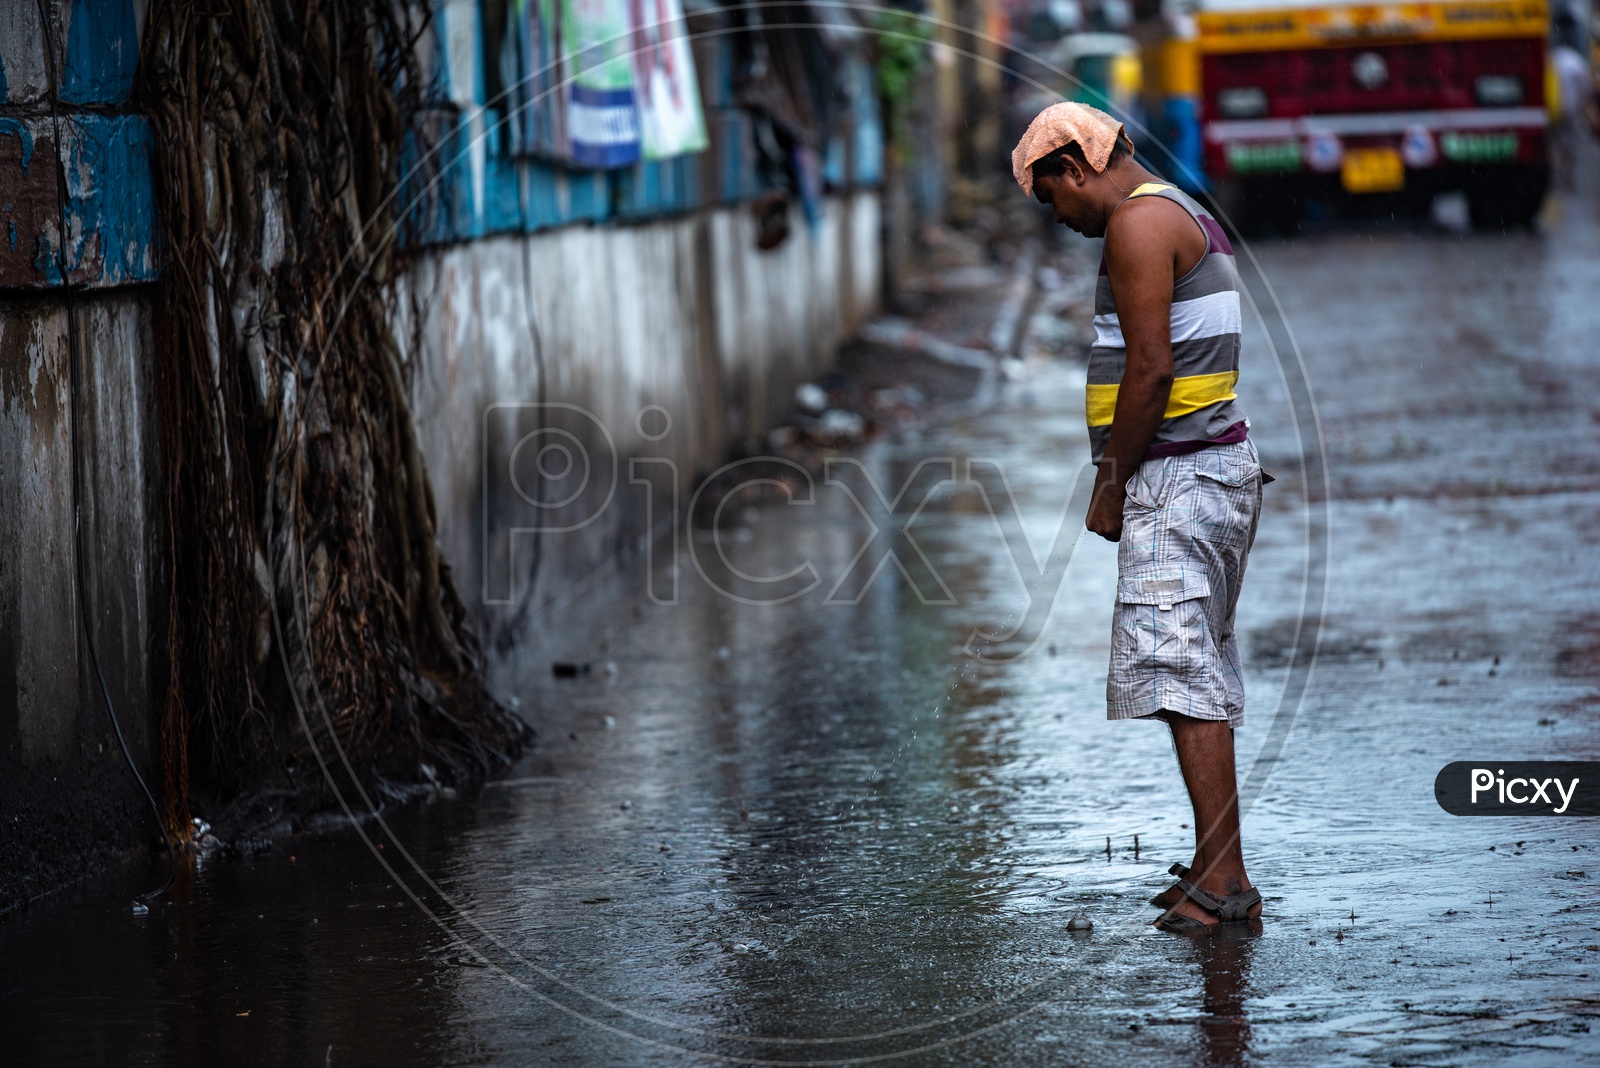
[1114,191,1195,226]
[1105,190,1204,267]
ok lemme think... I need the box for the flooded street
[6,182,1600,1065]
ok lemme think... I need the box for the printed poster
[517,0,707,166]
[563,0,642,167]
[630,0,709,160]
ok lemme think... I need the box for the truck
[1134,0,1553,230]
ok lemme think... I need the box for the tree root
[138,0,527,841]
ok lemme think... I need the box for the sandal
[1153,878,1262,932]
[1148,863,1191,909]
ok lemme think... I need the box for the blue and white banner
[562,0,641,168]
[568,84,642,167]
[517,0,705,167]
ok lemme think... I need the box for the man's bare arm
[1085,196,1204,540]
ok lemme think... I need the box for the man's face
[1034,168,1107,237]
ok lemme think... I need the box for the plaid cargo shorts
[1107,437,1262,728]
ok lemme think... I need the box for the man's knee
[1157,709,1234,736]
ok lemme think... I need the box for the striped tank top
[1087,182,1246,464]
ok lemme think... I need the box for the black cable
[518,222,547,608]
[35,0,175,904]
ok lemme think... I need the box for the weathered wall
[0,188,880,907]
[0,0,160,291]
[0,0,167,911]
[407,191,881,664]
[0,291,164,910]
[0,0,885,906]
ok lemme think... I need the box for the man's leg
[1161,711,1261,925]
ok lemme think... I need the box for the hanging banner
[630,0,709,160]
[563,0,642,168]
[516,0,705,166]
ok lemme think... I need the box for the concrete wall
[0,1,160,291]
[407,191,881,664]
[0,189,880,908]
[0,291,165,910]
[1,0,167,910]
[0,0,883,906]
[0,190,881,906]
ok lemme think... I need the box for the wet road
[6,176,1600,1064]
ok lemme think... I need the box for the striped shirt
[1087,182,1246,464]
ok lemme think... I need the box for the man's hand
[1090,193,1203,536]
[1086,464,1126,541]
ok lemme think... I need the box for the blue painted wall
[51,114,159,285]
[0,0,157,289]
[400,11,884,246]
[61,0,141,106]
[0,114,158,290]
[1,0,885,288]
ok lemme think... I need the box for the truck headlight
[1217,86,1268,118]
[1474,75,1523,106]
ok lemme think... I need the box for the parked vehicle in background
[1134,0,1553,231]
[1056,31,1147,117]
[1011,2,1147,152]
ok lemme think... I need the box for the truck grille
[1203,38,1545,117]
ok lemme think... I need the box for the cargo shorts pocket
[1119,460,1168,564]
[1112,570,1213,685]
[1191,454,1259,549]
[1123,459,1167,511]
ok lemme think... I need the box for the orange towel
[1012,102,1135,197]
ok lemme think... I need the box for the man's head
[1011,102,1138,236]
[1030,138,1134,235]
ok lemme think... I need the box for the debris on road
[551,662,592,678]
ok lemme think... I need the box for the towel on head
[1011,102,1135,197]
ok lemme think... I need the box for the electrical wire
[510,199,548,625]
[35,0,176,904]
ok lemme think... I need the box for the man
[1013,103,1264,931]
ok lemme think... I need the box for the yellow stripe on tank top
[1085,370,1239,428]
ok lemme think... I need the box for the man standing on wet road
[1014,103,1264,931]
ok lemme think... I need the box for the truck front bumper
[1203,106,1548,184]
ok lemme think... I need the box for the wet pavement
[6,175,1600,1065]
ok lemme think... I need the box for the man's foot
[1155,873,1263,929]
[1148,861,1195,909]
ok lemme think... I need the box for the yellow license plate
[1341,147,1405,193]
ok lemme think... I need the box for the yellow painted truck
[1138,0,1552,229]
